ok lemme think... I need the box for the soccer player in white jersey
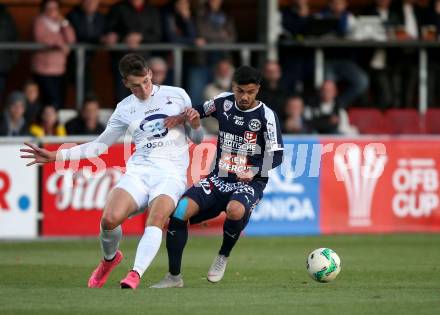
[20,54,203,289]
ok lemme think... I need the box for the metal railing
[280,39,440,114]
[2,40,439,113]
[0,42,268,109]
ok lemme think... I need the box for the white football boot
[150,273,184,288]
[207,255,228,283]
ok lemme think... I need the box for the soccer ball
[306,248,341,282]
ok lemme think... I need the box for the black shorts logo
[197,178,212,195]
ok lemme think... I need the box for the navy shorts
[184,174,266,225]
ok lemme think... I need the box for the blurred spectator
[279,0,314,94]
[65,95,105,135]
[281,0,310,38]
[30,105,66,137]
[23,79,42,124]
[163,0,197,44]
[393,0,426,40]
[318,0,369,107]
[305,80,340,134]
[0,4,19,102]
[160,0,196,87]
[258,60,289,121]
[305,80,357,134]
[148,57,169,85]
[201,57,234,135]
[103,0,162,48]
[427,0,440,33]
[103,0,162,101]
[67,0,106,93]
[317,0,356,36]
[427,0,440,107]
[0,91,29,136]
[188,0,237,106]
[389,0,426,107]
[363,0,400,109]
[195,0,236,44]
[203,58,234,100]
[365,0,399,24]
[283,96,313,134]
[32,0,76,108]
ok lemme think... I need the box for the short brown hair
[119,54,150,79]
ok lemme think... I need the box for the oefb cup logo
[334,145,387,227]
[140,114,169,139]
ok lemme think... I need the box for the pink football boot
[120,270,141,289]
[88,250,123,288]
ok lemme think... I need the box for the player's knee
[148,210,168,228]
[226,201,245,220]
[101,212,120,230]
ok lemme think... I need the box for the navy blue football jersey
[195,92,284,183]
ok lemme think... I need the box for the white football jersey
[109,85,191,171]
[59,85,192,176]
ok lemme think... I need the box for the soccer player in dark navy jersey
[152,66,284,288]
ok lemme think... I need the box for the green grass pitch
[1,234,439,315]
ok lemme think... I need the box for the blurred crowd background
[0,0,440,137]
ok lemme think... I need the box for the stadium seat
[348,108,390,134]
[425,109,440,134]
[384,109,423,134]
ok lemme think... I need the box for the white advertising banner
[0,144,38,238]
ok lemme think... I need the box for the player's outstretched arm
[20,121,126,166]
[20,142,57,166]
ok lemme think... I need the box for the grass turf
[0,234,439,315]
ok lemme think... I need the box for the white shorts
[114,167,187,216]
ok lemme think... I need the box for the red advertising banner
[41,143,146,236]
[320,139,440,234]
[41,139,225,236]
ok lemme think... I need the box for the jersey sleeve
[57,107,127,161]
[194,92,233,119]
[194,98,218,119]
[177,87,192,111]
[174,88,204,144]
[263,107,284,152]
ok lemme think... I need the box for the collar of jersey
[137,85,160,104]
[234,101,262,112]
[151,85,160,96]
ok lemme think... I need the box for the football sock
[166,217,188,276]
[100,225,122,261]
[219,218,244,257]
[133,226,162,277]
